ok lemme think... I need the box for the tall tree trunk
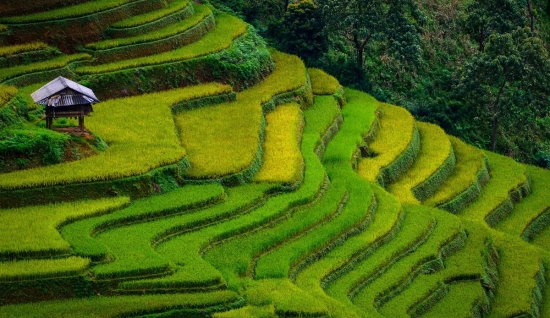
[491,115,499,151]
[527,0,535,32]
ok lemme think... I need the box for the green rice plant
[0,85,17,106]
[76,14,247,75]
[352,205,464,314]
[0,197,129,258]
[0,42,48,57]
[175,51,308,180]
[0,257,90,282]
[423,136,489,212]
[62,184,224,262]
[0,83,231,190]
[110,0,190,28]
[254,103,304,184]
[387,122,455,204]
[308,67,340,95]
[0,291,240,317]
[117,183,275,289]
[296,185,402,309]
[357,103,419,186]
[322,88,378,164]
[0,53,91,83]
[423,281,487,318]
[214,305,275,318]
[486,230,544,318]
[0,0,135,23]
[86,5,210,50]
[496,165,550,240]
[460,151,528,227]
[0,0,89,17]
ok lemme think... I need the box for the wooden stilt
[79,116,84,131]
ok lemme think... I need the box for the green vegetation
[0,85,17,106]
[308,67,340,95]
[0,257,90,282]
[76,14,247,75]
[0,43,49,57]
[0,54,90,83]
[0,0,135,23]
[86,5,211,50]
[254,103,304,184]
[0,197,129,258]
[110,0,190,28]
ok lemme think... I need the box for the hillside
[1,1,550,317]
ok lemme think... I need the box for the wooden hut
[31,76,99,131]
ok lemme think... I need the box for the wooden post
[79,116,84,131]
[46,117,52,129]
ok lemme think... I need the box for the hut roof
[31,76,99,106]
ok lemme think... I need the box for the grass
[386,121,454,204]
[460,151,528,226]
[423,281,487,318]
[0,0,135,24]
[62,184,224,261]
[0,42,49,57]
[308,68,340,95]
[496,165,550,239]
[357,103,417,183]
[110,0,190,28]
[0,83,231,190]
[86,4,210,50]
[423,136,488,209]
[0,53,91,83]
[254,103,304,184]
[0,197,129,258]
[0,257,90,282]
[0,85,17,106]
[76,13,247,75]
[175,51,307,179]
[0,291,240,317]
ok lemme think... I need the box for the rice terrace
[0,0,550,317]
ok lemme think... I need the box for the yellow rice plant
[0,0,135,24]
[86,4,209,50]
[0,257,90,282]
[307,68,340,95]
[0,197,129,256]
[0,53,91,83]
[357,103,415,182]
[0,42,49,57]
[76,14,247,75]
[0,83,231,189]
[387,122,453,204]
[0,25,6,32]
[254,103,304,184]
[0,85,17,106]
[175,51,307,178]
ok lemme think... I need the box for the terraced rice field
[0,1,549,317]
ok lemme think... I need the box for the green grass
[0,83,230,190]
[0,85,17,106]
[76,13,247,75]
[0,42,49,57]
[357,103,417,184]
[422,282,486,318]
[254,103,304,184]
[0,0,135,24]
[61,184,224,261]
[0,197,129,258]
[460,151,528,226]
[110,0,190,28]
[175,51,307,179]
[423,136,489,210]
[0,291,240,317]
[86,4,210,50]
[0,53,90,83]
[308,67,340,95]
[496,165,550,239]
[0,257,90,282]
[387,121,454,204]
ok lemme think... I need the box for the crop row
[0,85,17,107]
[110,0,190,29]
[0,83,231,190]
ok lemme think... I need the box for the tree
[315,0,425,68]
[274,0,328,63]
[457,27,550,153]
[463,0,526,51]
